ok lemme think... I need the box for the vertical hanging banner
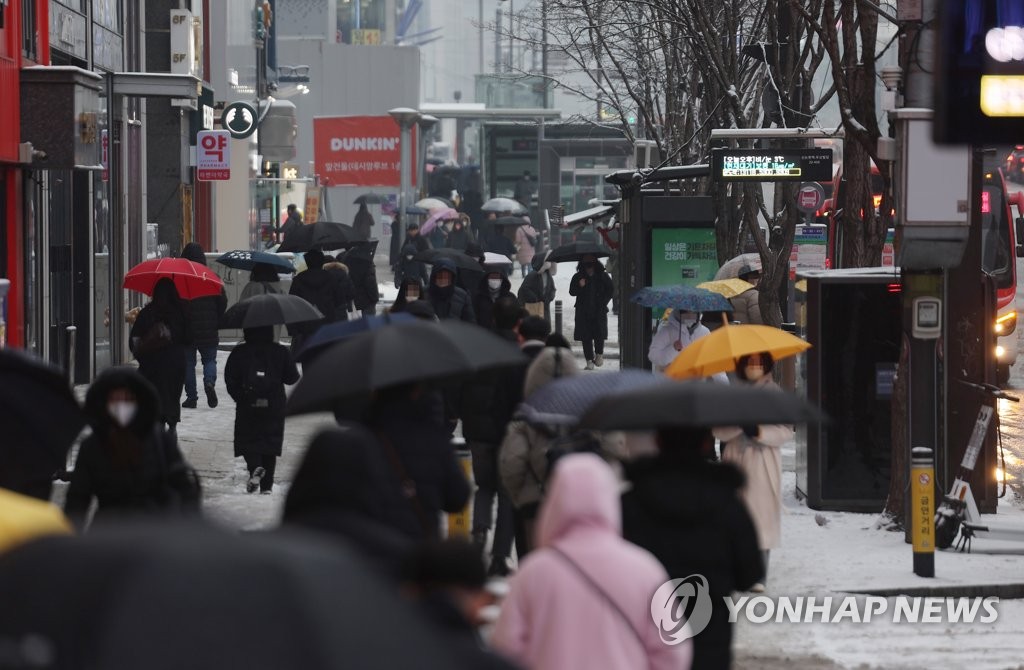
[304,186,322,225]
[313,115,416,187]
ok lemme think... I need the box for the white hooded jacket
[648,310,710,372]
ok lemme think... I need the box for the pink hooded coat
[491,454,692,670]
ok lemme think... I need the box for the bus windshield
[981,183,1013,290]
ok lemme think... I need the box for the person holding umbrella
[288,249,349,355]
[65,367,200,531]
[280,203,303,244]
[713,352,793,591]
[473,268,513,331]
[518,250,557,323]
[180,243,227,410]
[225,325,301,494]
[730,266,763,325]
[568,254,614,370]
[647,309,712,374]
[129,278,190,438]
[427,258,475,323]
[353,202,376,241]
[445,214,473,251]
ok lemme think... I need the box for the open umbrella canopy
[0,488,71,554]
[295,312,416,364]
[287,320,525,417]
[123,258,224,299]
[697,278,755,299]
[220,293,323,329]
[277,221,356,253]
[354,192,384,205]
[420,207,459,235]
[579,380,825,431]
[519,370,673,426]
[0,350,86,490]
[415,196,453,211]
[405,205,430,216]
[483,252,514,267]
[482,197,527,214]
[714,253,762,280]
[546,241,612,264]
[413,247,484,272]
[630,285,733,313]
[0,522,504,669]
[665,323,812,380]
[215,250,295,273]
[338,239,379,263]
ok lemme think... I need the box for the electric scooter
[935,379,1024,552]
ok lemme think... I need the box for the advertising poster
[789,224,828,279]
[313,116,416,188]
[650,227,718,288]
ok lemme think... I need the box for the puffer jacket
[730,288,763,325]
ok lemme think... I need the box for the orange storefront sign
[313,115,416,188]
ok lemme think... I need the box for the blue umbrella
[216,250,295,273]
[630,285,733,313]
[295,312,416,363]
[518,369,673,426]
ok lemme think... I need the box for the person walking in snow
[713,352,793,591]
[568,255,614,370]
[180,243,226,409]
[224,326,300,494]
[491,453,692,670]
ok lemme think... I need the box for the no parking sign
[197,130,231,181]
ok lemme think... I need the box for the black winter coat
[282,426,415,578]
[129,301,189,425]
[365,399,471,539]
[185,290,227,347]
[622,453,764,670]
[459,330,524,444]
[288,267,349,336]
[518,270,557,321]
[473,276,513,330]
[389,218,403,267]
[347,257,380,310]
[568,268,613,341]
[445,227,472,251]
[65,367,194,530]
[224,336,299,457]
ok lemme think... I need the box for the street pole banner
[196,130,231,181]
[304,186,322,225]
[313,116,416,188]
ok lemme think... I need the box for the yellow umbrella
[0,488,73,554]
[696,278,755,299]
[665,323,811,380]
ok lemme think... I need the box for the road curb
[841,583,1024,599]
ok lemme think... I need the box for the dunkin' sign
[313,116,416,187]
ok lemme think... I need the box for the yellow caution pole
[911,446,935,577]
[446,449,473,539]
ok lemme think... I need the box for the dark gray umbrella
[0,522,512,669]
[413,247,485,273]
[579,380,825,431]
[278,221,356,252]
[482,197,527,214]
[519,370,673,426]
[287,320,526,416]
[547,240,612,264]
[354,192,384,205]
[220,293,323,329]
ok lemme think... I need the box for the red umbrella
[123,258,224,299]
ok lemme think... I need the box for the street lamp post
[417,114,439,200]
[388,107,421,226]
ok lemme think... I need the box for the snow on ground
[117,255,1024,669]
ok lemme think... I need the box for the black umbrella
[413,247,485,273]
[354,192,384,205]
[287,320,526,416]
[579,381,826,431]
[220,293,324,329]
[278,221,356,252]
[547,240,612,264]
[0,350,86,491]
[339,239,379,263]
[519,370,673,426]
[215,249,295,273]
[295,312,416,364]
[0,522,509,669]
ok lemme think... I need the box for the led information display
[712,149,833,182]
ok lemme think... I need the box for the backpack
[522,226,538,249]
[240,348,281,411]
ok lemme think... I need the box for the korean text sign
[313,116,416,187]
[196,130,231,181]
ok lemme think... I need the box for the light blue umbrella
[630,285,733,313]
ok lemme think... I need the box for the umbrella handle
[721,313,729,327]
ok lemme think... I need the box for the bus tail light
[995,311,1017,336]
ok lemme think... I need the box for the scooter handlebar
[956,378,1020,402]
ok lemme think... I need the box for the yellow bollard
[446,449,473,539]
[911,446,935,577]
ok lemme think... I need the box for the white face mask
[108,401,137,427]
[745,366,765,381]
[487,278,502,290]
